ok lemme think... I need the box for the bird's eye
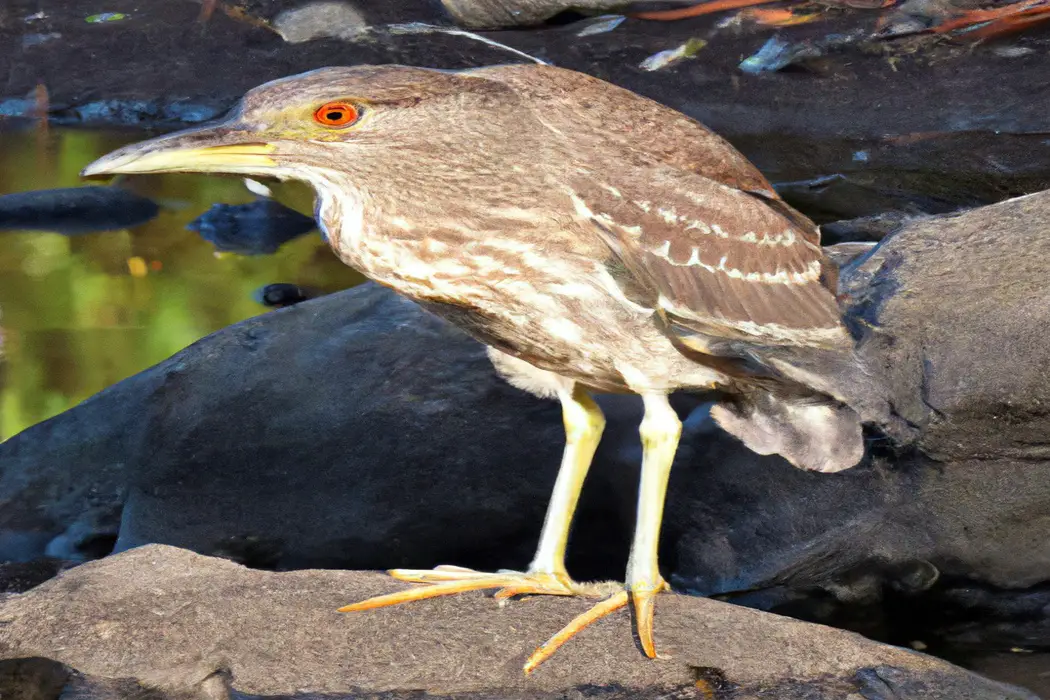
[313,102,360,128]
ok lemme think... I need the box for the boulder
[0,544,1036,700]
[0,186,159,235]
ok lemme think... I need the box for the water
[0,126,363,440]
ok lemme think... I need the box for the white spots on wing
[634,200,652,213]
[542,317,585,343]
[477,237,533,254]
[681,190,707,207]
[657,296,845,345]
[389,216,414,231]
[657,207,678,225]
[756,229,797,247]
[723,319,847,345]
[423,238,449,254]
[472,254,521,277]
[489,206,544,223]
[602,184,623,198]
[647,240,822,285]
[685,219,712,235]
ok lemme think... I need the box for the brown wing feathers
[573,167,848,349]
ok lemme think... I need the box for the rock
[186,199,316,255]
[0,545,1036,699]
[253,282,326,307]
[273,2,370,43]
[820,212,914,245]
[439,0,626,28]
[0,186,159,234]
[6,194,1050,693]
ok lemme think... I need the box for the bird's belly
[328,228,721,392]
[420,290,719,394]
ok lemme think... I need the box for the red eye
[313,102,359,128]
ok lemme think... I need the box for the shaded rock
[0,545,1035,699]
[820,212,913,245]
[186,199,316,255]
[252,282,326,308]
[0,186,159,235]
[842,189,1050,462]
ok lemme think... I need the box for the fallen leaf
[741,7,823,25]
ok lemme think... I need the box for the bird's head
[82,65,535,190]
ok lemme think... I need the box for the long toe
[339,566,582,614]
[524,590,630,673]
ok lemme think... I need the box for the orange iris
[313,102,360,128]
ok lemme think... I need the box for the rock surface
[0,544,1036,699]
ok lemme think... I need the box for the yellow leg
[530,385,606,577]
[625,393,680,658]
[340,385,609,641]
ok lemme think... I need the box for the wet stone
[0,186,159,235]
[186,199,316,255]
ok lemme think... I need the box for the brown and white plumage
[82,63,865,672]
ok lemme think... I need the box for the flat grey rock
[0,545,1035,699]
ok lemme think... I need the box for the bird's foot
[339,565,669,672]
[339,565,593,611]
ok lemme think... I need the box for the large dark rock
[0,545,1036,700]
[187,198,316,255]
[0,186,159,234]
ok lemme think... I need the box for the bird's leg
[339,384,607,609]
[626,393,680,657]
[524,384,606,585]
[523,393,681,670]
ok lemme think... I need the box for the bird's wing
[569,166,849,350]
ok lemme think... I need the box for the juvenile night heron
[83,64,864,671]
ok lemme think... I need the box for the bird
[82,63,865,672]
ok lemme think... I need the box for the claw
[524,590,630,673]
[632,588,659,658]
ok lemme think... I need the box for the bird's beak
[81,124,278,179]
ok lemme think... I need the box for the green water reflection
[0,127,363,440]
